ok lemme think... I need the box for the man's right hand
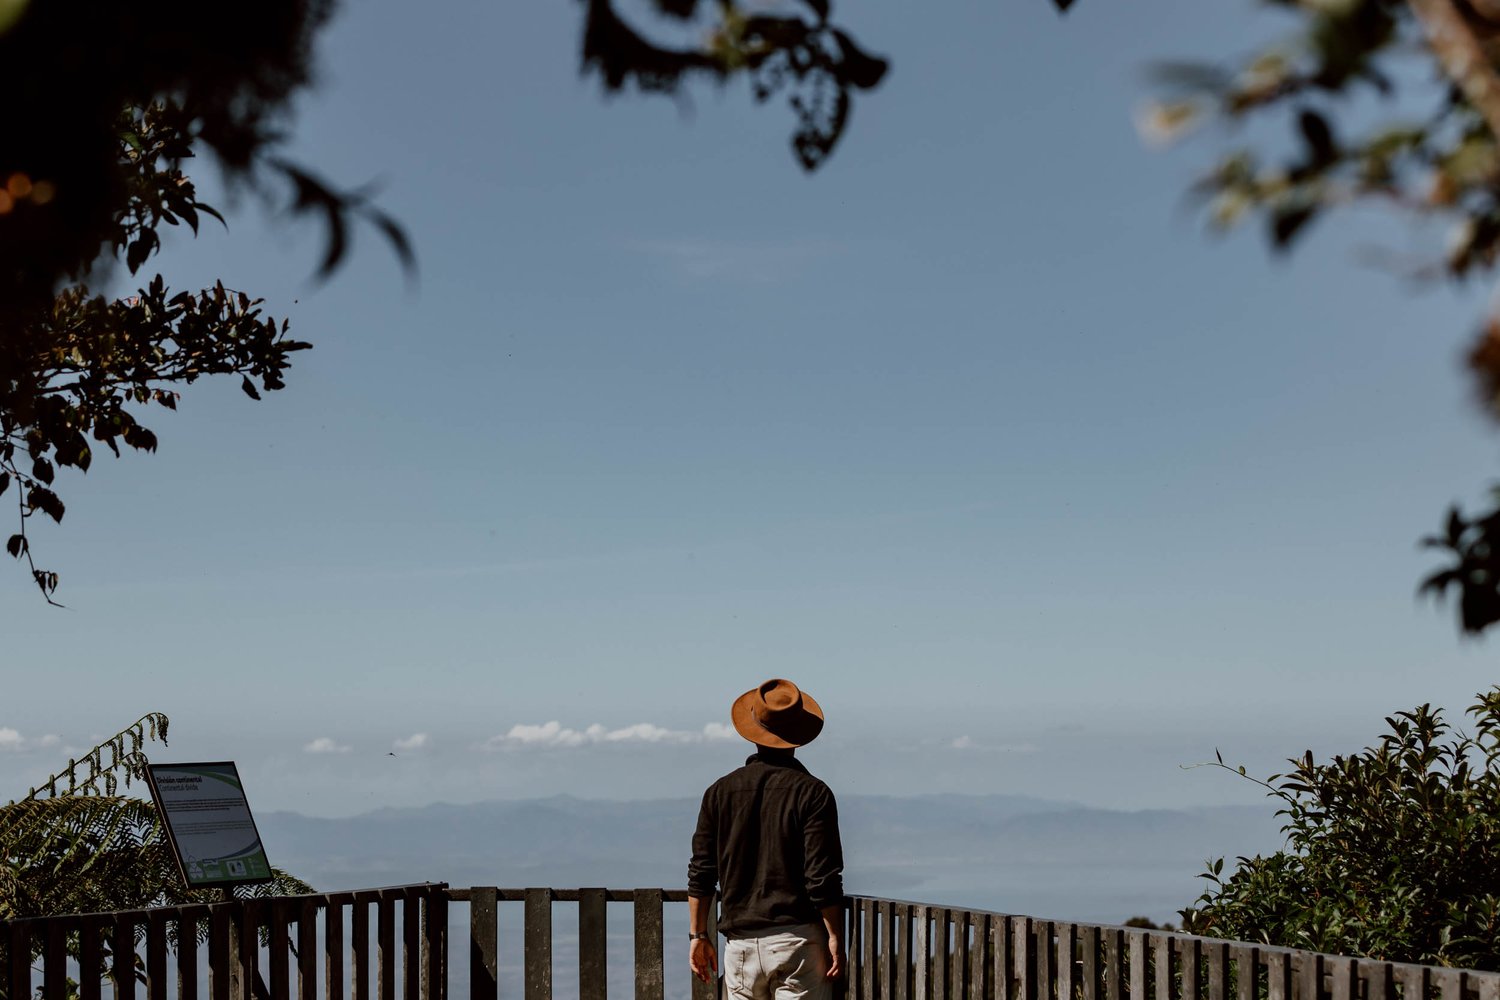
[690,939,718,984]
[825,935,843,981]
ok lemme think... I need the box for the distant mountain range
[257,793,1286,925]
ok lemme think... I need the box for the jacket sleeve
[687,787,718,899]
[802,784,844,909]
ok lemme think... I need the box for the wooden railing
[6,887,1500,1000]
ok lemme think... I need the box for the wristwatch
[689,932,710,941]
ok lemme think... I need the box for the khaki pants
[723,924,831,1000]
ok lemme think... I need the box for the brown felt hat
[731,678,824,749]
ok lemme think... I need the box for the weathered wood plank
[1205,940,1228,1000]
[1152,935,1170,1000]
[913,906,930,1000]
[579,889,607,1000]
[10,923,31,1000]
[81,916,105,1000]
[327,897,346,1000]
[933,908,951,1000]
[992,913,1011,1000]
[209,907,232,1000]
[1364,962,1393,1000]
[1127,931,1146,1000]
[270,900,292,1000]
[969,914,991,1000]
[952,911,970,1000]
[1055,924,1075,1000]
[1331,959,1359,1000]
[1034,921,1051,1000]
[117,913,140,1000]
[633,889,663,1000]
[1079,926,1099,1000]
[1230,944,1256,1000]
[353,899,371,1000]
[896,904,914,1000]
[1432,969,1463,1000]
[525,889,554,1000]
[470,888,500,1000]
[863,900,879,1000]
[423,891,446,1000]
[378,893,398,1000]
[45,919,68,1000]
[1180,938,1201,1000]
[1266,952,1290,1000]
[1015,919,1036,1000]
[179,912,200,1000]
[1103,929,1123,1000]
[404,890,422,1000]
[1300,953,1324,1000]
[299,900,319,1000]
[239,903,262,1000]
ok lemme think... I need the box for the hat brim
[731,687,824,748]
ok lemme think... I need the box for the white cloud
[393,733,429,752]
[0,728,60,752]
[948,736,1038,754]
[484,721,739,751]
[304,737,351,754]
[951,735,974,750]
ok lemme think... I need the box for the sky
[4,0,1500,820]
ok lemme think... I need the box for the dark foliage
[1182,692,1500,969]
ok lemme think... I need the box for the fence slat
[117,913,140,1000]
[1035,921,1051,1000]
[1016,918,1036,1000]
[354,899,372,1000]
[423,890,446,1000]
[179,911,200,1000]
[914,907,930,1000]
[1079,926,1099,1000]
[933,909,951,1000]
[970,914,991,1000]
[404,889,422,1000]
[1056,924,1075,1000]
[898,904,915,1000]
[1433,970,1463,1000]
[1364,963,1392,1000]
[209,907,232,1000]
[580,889,607,1000]
[45,919,68,1000]
[1301,953,1324,1000]
[633,889,663,1000]
[300,899,319,1000]
[1180,938,1200,1000]
[378,893,398,1000]
[864,900,879,1000]
[1266,952,1290,1000]
[526,889,554,1000]
[270,900,292,1000]
[82,916,105,1000]
[1205,941,1228,1000]
[992,912,1011,1000]
[1103,929,1123,1000]
[470,888,500,1000]
[241,903,262,1000]
[10,923,30,1000]
[1127,931,1146,1000]
[327,898,346,1000]
[1230,945,1256,1000]
[1152,935,1170,1000]
[953,911,971,1000]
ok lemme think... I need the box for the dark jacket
[687,751,844,937]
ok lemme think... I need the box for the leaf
[31,457,53,485]
[0,472,8,497]
[6,534,26,558]
[1271,205,1317,249]
[1298,109,1337,166]
[241,376,262,401]
[832,30,888,91]
[26,487,65,523]
[803,0,829,20]
[1052,0,1076,9]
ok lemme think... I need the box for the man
[687,678,845,1000]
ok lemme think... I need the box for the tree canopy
[1182,691,1500,969]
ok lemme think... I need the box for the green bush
[1181,690,1500,969]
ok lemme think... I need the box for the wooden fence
[5,887,1500,1000]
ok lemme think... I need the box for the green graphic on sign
[147,762,273,888]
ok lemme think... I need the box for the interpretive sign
[146,762,273,887]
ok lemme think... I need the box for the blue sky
[3,0,1498,818]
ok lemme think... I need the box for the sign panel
[146,761,273,887]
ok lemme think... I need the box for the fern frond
[21,713,169,802]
